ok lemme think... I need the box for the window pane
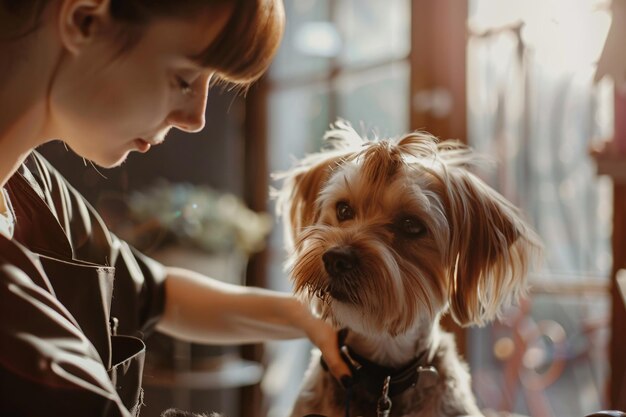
[270,0,333,80]
[336,0,410,66]
[336,62,410,137]
[268,85,331,173]
[267,83,331,287]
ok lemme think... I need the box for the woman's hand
[291,300,353,386]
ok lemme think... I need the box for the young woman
[0,1,351,415]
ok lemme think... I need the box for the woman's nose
[167,74,211,133]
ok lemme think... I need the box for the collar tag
[416,366,439,389]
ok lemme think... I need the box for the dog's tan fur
[275,121,541,417]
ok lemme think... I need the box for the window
[467,1,613,414]
[245,1,615,415]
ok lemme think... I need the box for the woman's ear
[57,0,112,55]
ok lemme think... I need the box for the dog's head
[275,121,541,337]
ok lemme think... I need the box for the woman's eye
[175,75,192,95]
[336,201,354,222]
[399,217,425,236]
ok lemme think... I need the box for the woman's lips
[134,138,151,153]
[134,137,165,153]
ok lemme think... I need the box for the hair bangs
[195,0,285,87]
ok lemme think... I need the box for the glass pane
[269,0,333,80]
[467,0,613,275]
[336,0,410,66]
[268,84,331,173]
[336,62,410,138]
[267,83,331,287]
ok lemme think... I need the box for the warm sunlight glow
[469,0,612,72]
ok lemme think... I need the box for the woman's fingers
[291,298,352,386]
[308,321,353,386]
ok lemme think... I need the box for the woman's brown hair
[1,0,285,86]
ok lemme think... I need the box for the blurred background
[39,0,626,416]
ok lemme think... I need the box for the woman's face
[48,7,231,168]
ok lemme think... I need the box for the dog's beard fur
[275,121,542,416]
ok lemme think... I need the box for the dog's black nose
[323,247,358,276]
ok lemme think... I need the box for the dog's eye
[336,201,354,222]
[400,217,425,236]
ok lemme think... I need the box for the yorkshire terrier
[275,121,541,417]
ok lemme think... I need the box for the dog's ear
[274,120,364,249]
[274,154,346,249]
[443,169,541,326]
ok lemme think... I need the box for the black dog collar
[340,346,439,398]
[320,331,439,398]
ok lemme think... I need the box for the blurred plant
[126,181,272,255]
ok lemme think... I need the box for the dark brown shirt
[0,152,167,416]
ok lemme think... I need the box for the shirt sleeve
[0,262,132,417]
[25,152,168,337]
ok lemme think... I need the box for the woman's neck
[0,98,44,188]
[0,26,62,188]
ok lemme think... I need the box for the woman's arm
[157,266,351,381]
